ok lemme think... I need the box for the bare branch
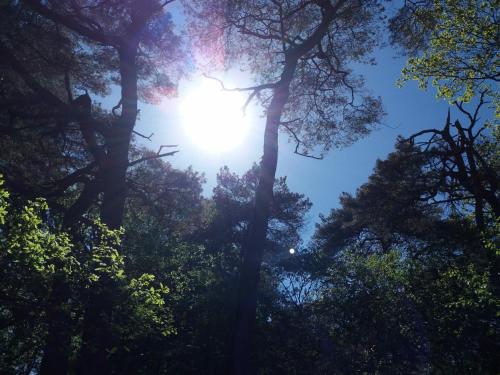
[132,130,154,141]
[280,122,323,160]
[203,74,278,93]
[128,150,179,167]
[157,144,178,154]
[204,74,278,114]
[454,89,488,127]
[46,162,98,197]
[406,128,443,142]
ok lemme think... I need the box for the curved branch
[280,122,323,160]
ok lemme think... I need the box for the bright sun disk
[181,79,250,153]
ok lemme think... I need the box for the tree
[204,165,312,257]
[1,2,185,373]
[2,0,184,229]
[294,246,499,373]
[124,150,206,243]
[112,164,311,374]
[388,0,499,229]
[0,176,175,375]
[316,97,498,259]
[390,0,499,105]
[310,130,499,372]
[409,107,499,230]
[184,165,312,373]
[313,140,472,257]
[187,2,385,371]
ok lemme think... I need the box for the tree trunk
[100,44,138,229]
[229,2,340,363]
[39,276,72,375]
[232,61,296,375]
[76,276,116,375]
[40,46,137,374]
[77,44,138,375]
[39,197,100,375]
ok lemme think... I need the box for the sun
[180,79,251,153]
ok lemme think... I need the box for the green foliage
[0,177,8,224]
[407,251,499,373]
[396,0,499,105]
[314,140,464,255]
[208,165,312,256]
[0,176,76,301]
[314,251,429,373]
[0,176,175,373]
[438,264,495,310]
[0,0,497,370]
[81,222,125,284]
[477,122,500,178]
[315,248,499,373]
[310,129,500,373]
[483,217,500,256]
[0,176,76,373]
[1,135,499,374]
[115,273,175,343]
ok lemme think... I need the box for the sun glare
[180,79,251,153]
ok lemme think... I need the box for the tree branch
[203,74,278,93]
[127,145,179,167]
[24,0,120,46]
[132,130,154,141]
[280,122,323,160]
[128,151,179,167]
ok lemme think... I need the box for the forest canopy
[0,1,498,374]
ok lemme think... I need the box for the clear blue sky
[126,46,451,239]
[99,5,454,240]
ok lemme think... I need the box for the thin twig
[280,122,323,160]
[132,130,154,141]
[128,150,179,167]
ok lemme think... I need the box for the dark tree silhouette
[1,2,184,374]
[187,1,385,372]
[408,94,499,229]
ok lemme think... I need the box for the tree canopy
[0,0,499,374]
[390,0,499,105]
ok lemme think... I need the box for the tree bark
[231,2,344,372]
[40,182,102,375]
[232,61,296,375]
[39,276,72,375]
[20,3,148,373]
[77,44,138,375]
[41,41,139,375]
[76,276,116,375]
[100,44,137,229]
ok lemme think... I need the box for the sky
[99,4,453,240]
